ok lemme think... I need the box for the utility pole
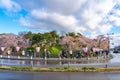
[107,33,114,53]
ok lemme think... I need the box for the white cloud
[29,9,85,33]
[110,15,120,26]
[113,9,120,16]
[109,8,120,26]
[110,33,120,48]
[100,25,113,33]
[43,0,87,14]
[0,0,21,12]
[14,0,120,37]
[80,0,115,32]
[31,9,49,20]
[19,16,33,27]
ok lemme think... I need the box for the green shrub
[48,46,62,57]
[11,66,32,70]
[89,67,96,71]
[82,67,88,72]
[64,66,69,70]
[49,68,54,70]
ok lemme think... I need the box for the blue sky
[0,8,25,34]
[0,0,120,38]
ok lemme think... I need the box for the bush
[82,67,88,72]
[48,46,62,57]
[64,66,69,70]
[26,47,35,52]
[89,67,96,71]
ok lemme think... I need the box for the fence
[0,55,114,68]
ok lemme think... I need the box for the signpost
[16,46,20,52]
[35,47,40,57]
[0,47,5,55]
[16,46,20,57]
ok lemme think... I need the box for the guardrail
[0,53,118,68]
[0,55,109,64]
[0,55,108,62]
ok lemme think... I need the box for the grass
[10,66,32,70]
[0,65,120,72]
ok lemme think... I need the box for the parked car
[113,50,119,53]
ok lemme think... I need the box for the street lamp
[36,47,40,53]
[83,46,88,58]
[22,50,25,56]
[7,50,11,58]
[106,33,114,57]
[44,48,47,59]
[107,33,114,53]
[7,50,11,55]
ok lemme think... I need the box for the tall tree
[31,33,43,45]
[24,31,33,39]
[67,32,76,37]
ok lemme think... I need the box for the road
[0,70,120,80]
